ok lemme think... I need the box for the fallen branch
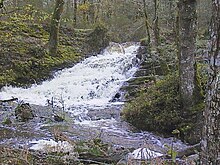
[0,98,18,103]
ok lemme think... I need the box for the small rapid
[0,43,139,109]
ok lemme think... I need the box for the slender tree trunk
[143,0,151,46]
[178,0,199,111]
[153,0,160,46]
[65,0,71,19]
[201,0,220,164]
[94,1,101,23]
[175,3,180,69]
[168,0,175,31]
[83,0,87,22]
[48,0,64,56]
[73,0,77,26]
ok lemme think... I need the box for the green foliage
[164,142,178,164]
[197,61,209,91]
[122,73,181,134]
[87,23,109,53]
[2,117,12,125]
[78,2,91,13]
[75,138,108,157]
[0,5,95,88]
[122,73,204,142]
[140,38,148,46]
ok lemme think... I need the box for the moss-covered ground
[0,5,107,88]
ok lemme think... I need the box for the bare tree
[48,0,65,56]
[201,0,220,164]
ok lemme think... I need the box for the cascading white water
[0,42,188,155]
[0,43,140,110]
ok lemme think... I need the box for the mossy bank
[121,35,208,144]
[0,5,109,89]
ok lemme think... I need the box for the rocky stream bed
[0,44,199,165]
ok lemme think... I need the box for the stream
[0,42,187,161]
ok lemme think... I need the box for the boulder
[15,103,34,122]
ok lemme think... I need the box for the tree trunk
[178,0,199,111]
[153,0,160,46]
[73,0,77,26]
[48,0,64,56]
[143,0,151,46]
[65,0,71,19]
[168,0,175,31]
[201,0,220,164]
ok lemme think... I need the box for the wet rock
[185,154,199,164]
[86,24,109,54]
[111,92,121,102]
[15,103,34,122]
[128,148,163,160]
[116,148,164,165]
[54,114,64,122]
[136,45,147,62]
[117,158,127,165]
[106,42,125,54]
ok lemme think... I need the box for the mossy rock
[86,24,110,54]
[15,103,34,122]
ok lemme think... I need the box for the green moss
[190,63,205,108]
[127,76,156,86]
[122,73,181,133]
[2,118,12,125]
[140,38,148,46]
[86,23,109,53]
[197,62,209,91]
[0,5,105,88]
[75,138,108,157]
[122,73,205,143]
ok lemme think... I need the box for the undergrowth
[0,5,95,88]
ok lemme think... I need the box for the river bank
[0,99,191,164]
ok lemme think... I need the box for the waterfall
[0,42,188,154]
[0,43,140,110]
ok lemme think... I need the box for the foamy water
[0,43,139,110]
